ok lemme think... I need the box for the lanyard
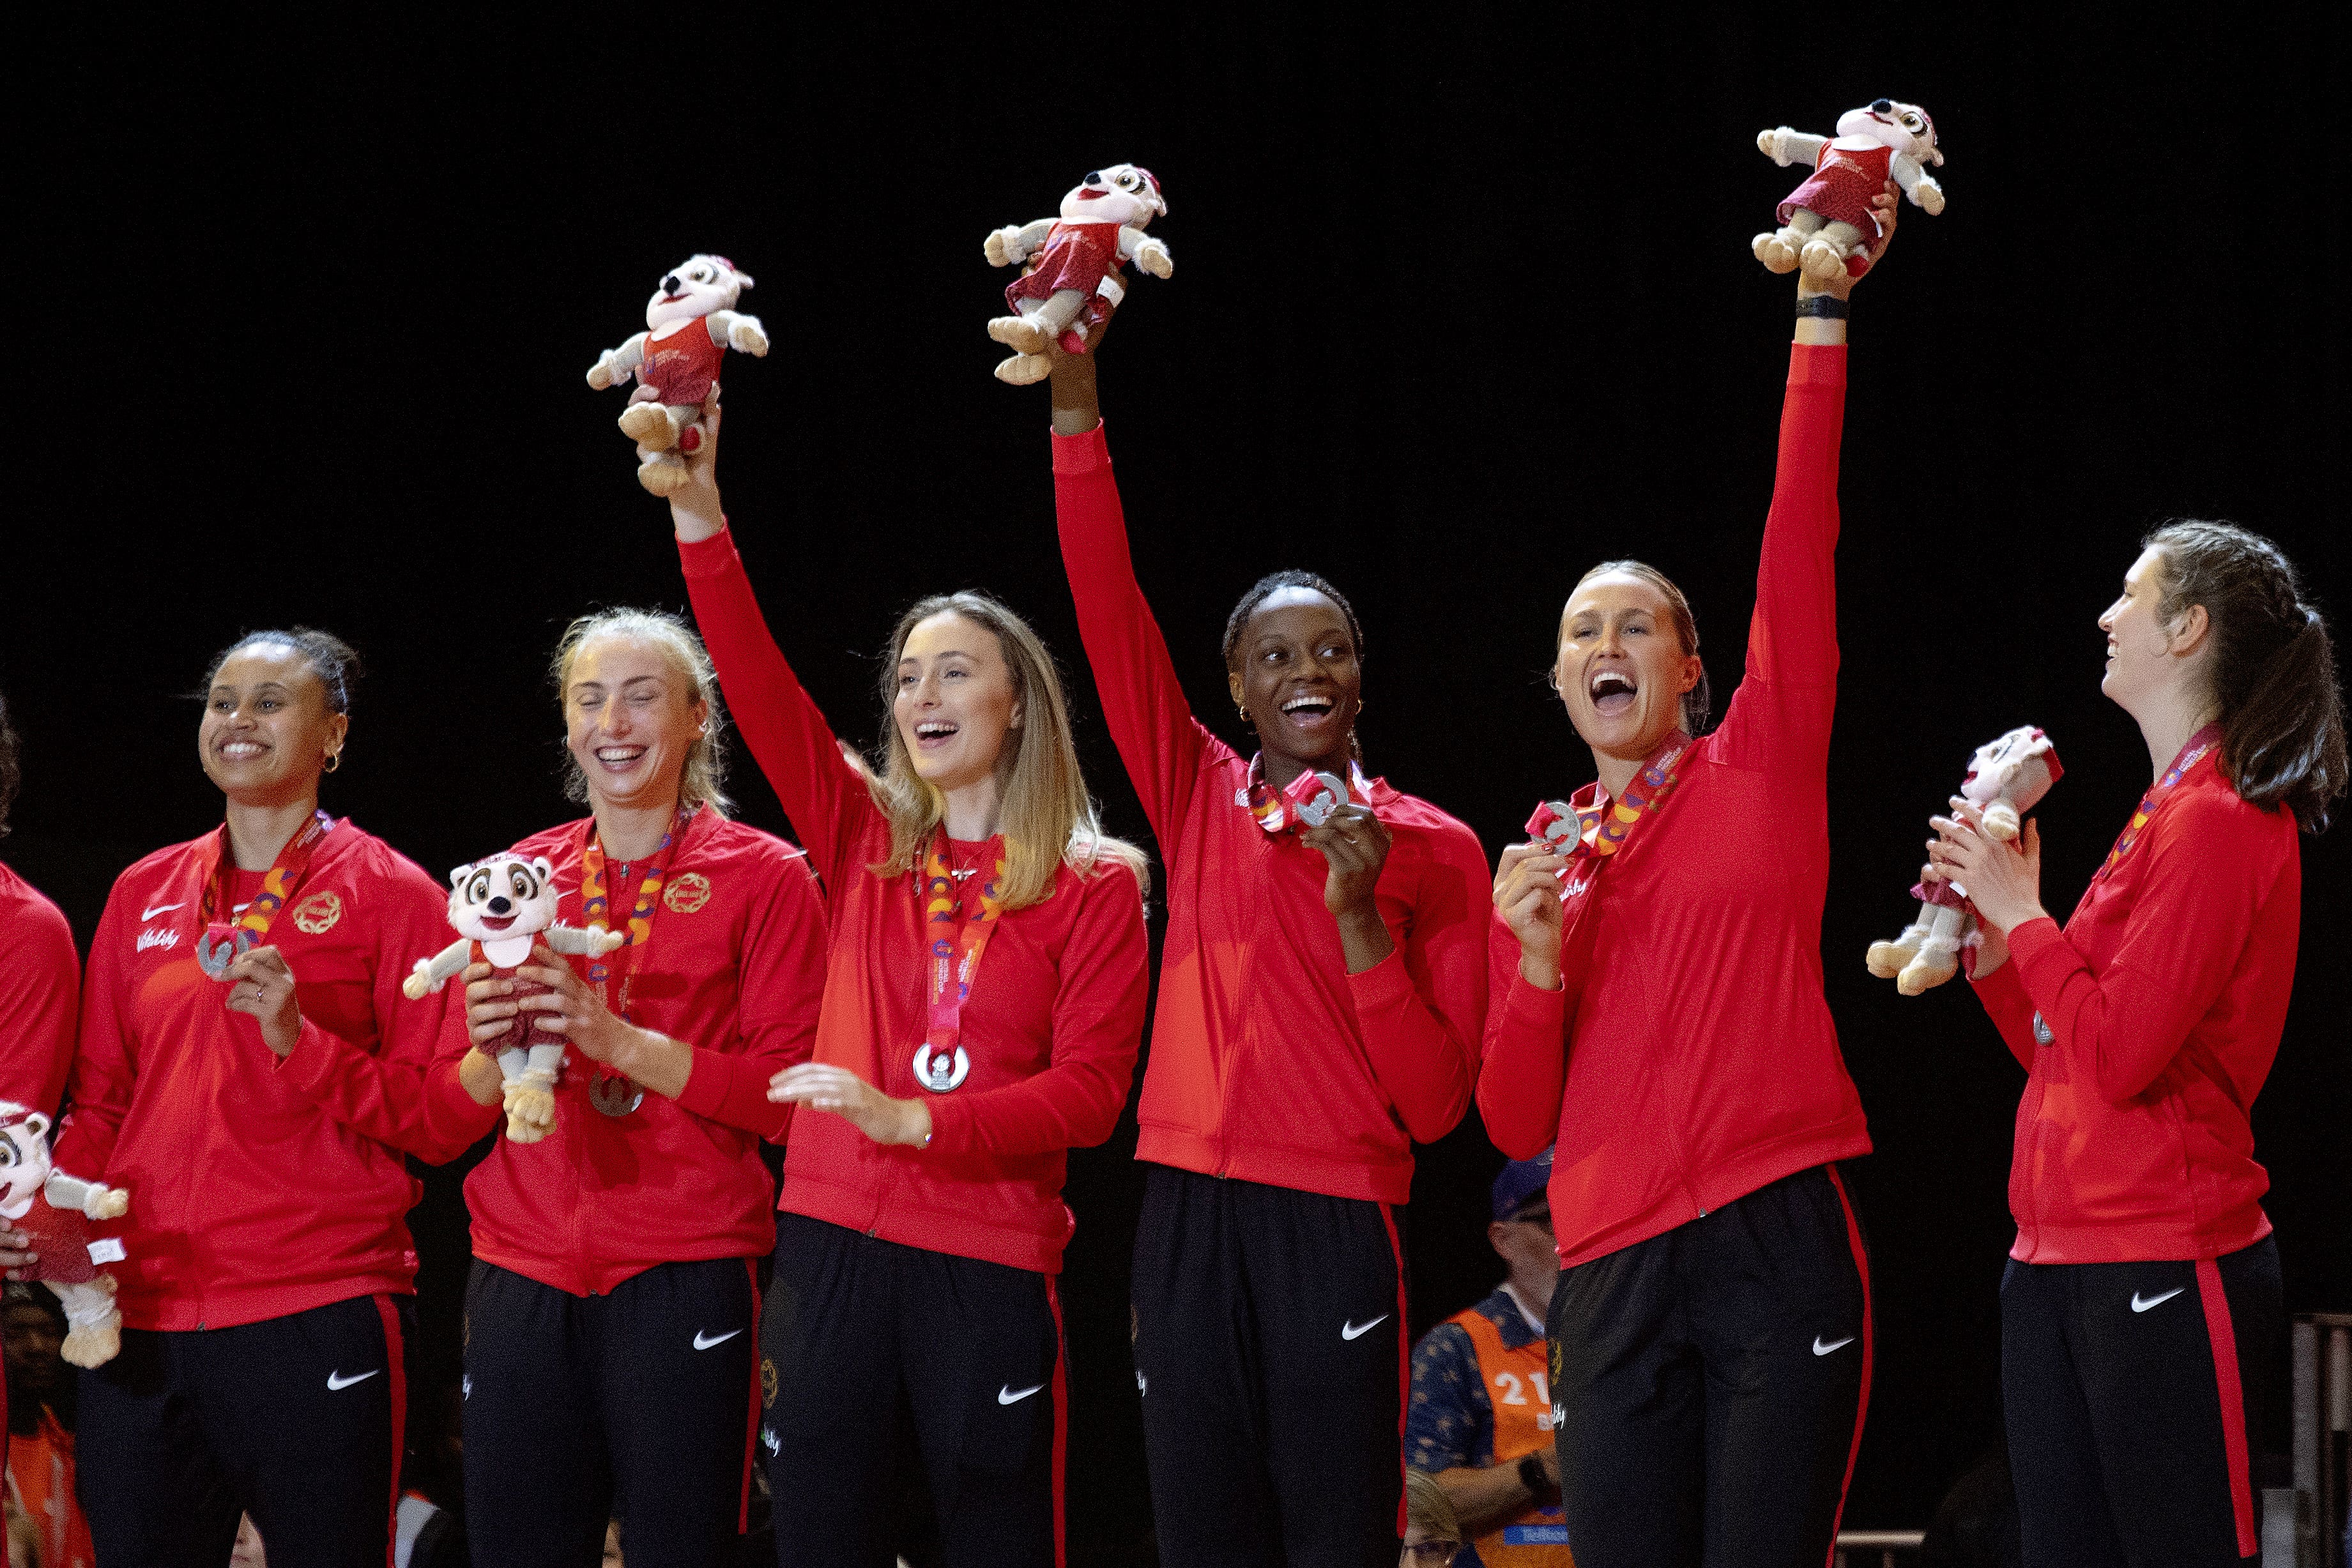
[1244,756,1371,834]
[2092,722,2220,885]
[577,806,691,1021]
[1527,729,1692,902]
[195,811,333,978]
[922,833,1009,1053]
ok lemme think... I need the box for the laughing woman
[1930,521,2344,1567]
[653,399,1150,1567]
[1481,190,1904,1565]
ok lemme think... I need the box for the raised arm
[1045,339,1215,848]
[662,400,873,890]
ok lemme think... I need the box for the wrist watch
[1517,1450,1552,1496]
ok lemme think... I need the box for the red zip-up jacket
[0,862,78,1118]
[379,808,828,1297]
[1478,343,1872,1268]
[1969,753,2300,1263]
[1051,423,1488,1205]
[679,528,1150,1275]
[57,821,454,1330]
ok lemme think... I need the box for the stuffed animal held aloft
[1754,100,1945,282]
[1867,726,2061,995]
[586,255,768,496]
[404,853,625,1143]
[983,165,1172,384]
[0,1104,130,1367]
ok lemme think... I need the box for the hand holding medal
[220,944,303,1057]
[1493,841,1570,991]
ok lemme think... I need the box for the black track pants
[1547,1164,1872,1568]
[462,1257,761,1568]
[1130,1164,1408,1568]
[77,1293,411,1568]
[2001,1237,2287,1567]
[760,1212,1065,1568]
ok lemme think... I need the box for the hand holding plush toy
[0,1104,130,1367]
[1867,726,2059,994]
[586,255,768,496]
[404,854,625,1143]
[1754,99,1944,282]
[984,165,1171,384]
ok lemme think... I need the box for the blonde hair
[1403,1468,1462,1542]
[866,592,1147,911]
[552,608,733,816]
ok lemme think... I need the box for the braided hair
[202,628,363,715]
[2147,520,2346,830]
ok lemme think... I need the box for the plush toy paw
[82,1185,130,1222]
[62,1318,121,1370]
[618,401,676,450]
[1981,802,2022,841]
[1799,240,1849,282]
[1898,940,1962,996]
[1914,178,1947,217]
[987,314,1053,356]
[1758,126,1798,165]
[402,961,436,1002]
[1865,933,1922,980]
[590,926,628,957]
[983,226,1025,268]
[638,453,691,496]
[729,317,770,356]
[1752,232,1801,273]
[1133,238,1174,279]
[994,353,1051,386]
[503,1073,558,1143]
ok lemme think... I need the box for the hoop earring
[323,750,342,775]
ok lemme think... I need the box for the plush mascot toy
[0,1104,130,1367]
[1868,726,2061,995]
[404,853,625,1143]
[1754,99,1945,281]
[983,165,1172,384]
[586,255,768,496]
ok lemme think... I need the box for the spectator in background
[1407,1153,1573,1566]
[1403,1468,1465,1566]
[3,1285,90,1568]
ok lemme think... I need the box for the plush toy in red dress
[1754,100,1945,282]
[586,255,768,496]
[983,165,1172,384]
[0,1104,130,1367]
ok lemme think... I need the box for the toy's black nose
[488,896,512,915]
[661,273,680,294]
[1084,171,1100,185]
[1870,98,1893,114]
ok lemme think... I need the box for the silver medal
[590,1072,644,1118]
[2031,1012,2053,1047]
[912,1044,970,1094]
[195,927,253,980]
[1291,771,1350,828]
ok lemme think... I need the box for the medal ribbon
[923,833,1010,1053]
[578,805,692,1018]
[1552,729,1692,900]
[201,810,334,940]
[1244,757,1372,834]
[2091,722,2220,885]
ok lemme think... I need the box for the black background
[10,6,2346,1557]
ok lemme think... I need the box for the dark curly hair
[1221,570,1364,673]
[2147,521,2346,831]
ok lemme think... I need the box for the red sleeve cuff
[273,1017,340,1088]
[1050,422,1109,475]
[672,1046,732,1120]
[2006,916,2070,987]
[923,1094,972,1155]
[1345,948,1416,1014]
[676,526,740,579]
[1500,972,1567,1035]
[1789,341,1849,388]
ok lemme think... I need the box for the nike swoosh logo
[692,1328,744,1350]
[2131,1288,2186,1313]
[998,1383,1046,1405]
[142,902,186,920]
[326,1368,380,1390]
[1812,1336,1856,1357]
[1341,1315,1390,1342]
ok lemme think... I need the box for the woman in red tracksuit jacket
[1930,521,2345,1568]
[59,628,456,1568]
[657,399,1150,1567]
[427,608,829,1568]
[1483,197,1904,1566]
[0,691,80,1459]
[1039,330,1490,1564]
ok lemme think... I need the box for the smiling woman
[59,625,462,1564]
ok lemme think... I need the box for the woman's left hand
[508,950,642,1066]
[224,945,302,1058]
[1302,803,1398,973]
[768,1063,933,1147]
[1927,802,2049,936]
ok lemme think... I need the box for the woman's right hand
[1044,311,1113,436]
[1493,842,1568,989]
[643,384,725,541]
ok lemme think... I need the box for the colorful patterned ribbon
[924,833,1009,1053]
[1527,730,1693,904]
[198,811,335,975]
[1244,756,1371,835]
[579,806,691,1019]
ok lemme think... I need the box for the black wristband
[1517,1450,1552,1496]
[1794,295,1850,319]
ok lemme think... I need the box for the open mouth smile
[1279,693,1338,730]
[594,746,647,772]
[477,913,516,933]
[913,720,960,750]
[1588,669,1638,718]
